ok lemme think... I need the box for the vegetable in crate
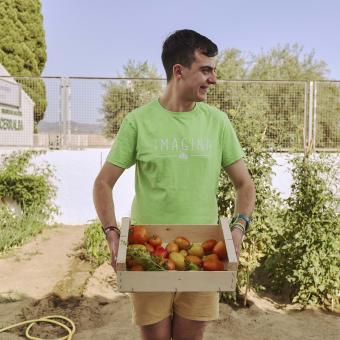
[128,225,149,244]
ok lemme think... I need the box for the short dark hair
[161,29,218,81]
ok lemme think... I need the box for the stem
[244,268,249,307]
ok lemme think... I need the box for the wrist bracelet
[102,225,121,238]
[231,214,251,231]
[230,223,246,235]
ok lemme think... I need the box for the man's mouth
[200,86,208,92]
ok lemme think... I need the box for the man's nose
[208,71,217,84]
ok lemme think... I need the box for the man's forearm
[233,181,256,217]
[93,179,118,228]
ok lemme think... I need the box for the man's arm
[93,162,125,270]
[224,158,256,258]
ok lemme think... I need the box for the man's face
[178,50,217,102]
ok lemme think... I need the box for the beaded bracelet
[230,214,251,232]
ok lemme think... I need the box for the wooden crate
[116,217,238,292]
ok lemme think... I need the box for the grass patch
[0,205,46,255]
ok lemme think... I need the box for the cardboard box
[116,217,238,292]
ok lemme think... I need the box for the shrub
[265,154,340,308]
[82,219,110,267]
[0,150,58,253]
[0,150,58,219]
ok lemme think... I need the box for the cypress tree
[0,0,47,125]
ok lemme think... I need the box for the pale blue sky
[41,0,340,79]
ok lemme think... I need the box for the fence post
[304,82,308,151]
[313,81,317,151]
[306,81,315,154]
[60,77,71,148]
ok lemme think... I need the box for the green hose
[0,315,75,339]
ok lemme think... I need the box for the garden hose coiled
[0,314,75,339]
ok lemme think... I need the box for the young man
[93,29,255,340]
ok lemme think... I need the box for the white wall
[34,148,135,225]
[4,148,337,225]
[0,64,34,146]
[33,150,294,225]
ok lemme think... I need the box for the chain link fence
[0,75,339,152]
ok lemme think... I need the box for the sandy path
[0,225,339,340]
[0,225,87,300]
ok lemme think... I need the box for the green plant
[265,153,340,308]
[82,219,110,267]
[0,203,46,253]
[0,150,58,254]
[217,149,283,305]
[0,150,58,219]
[208,86,283,304]
[0,0,48,124]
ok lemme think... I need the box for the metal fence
[0,76,339,152]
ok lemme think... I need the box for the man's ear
[173,64,183,80]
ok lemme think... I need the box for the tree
[247,44,332,149]
[248,43,328,80]
[215,44,332,150]
[102,60,162,137]
[216,48,247,80]
[0,0,47,125]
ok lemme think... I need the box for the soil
[0,225,339,340]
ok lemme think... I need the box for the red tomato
[186,255,203,267]
[203,254,219,262]
[174,236,190,250]
[203,259,224,271]
[130,264,144,271]
[166,241,179,253]
[212,241,227,261]
[153,246,168,258]
[163,259,175,271]
[149,235,162,247]
[128,225,149,245]
[201,239,217,255]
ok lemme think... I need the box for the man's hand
[106,231,120,271]
[231,228,244,260]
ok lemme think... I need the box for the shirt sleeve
[106,116,137,169]
[221,115,245,168]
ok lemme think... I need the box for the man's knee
[172,314,207,340]
[140,316,172,340]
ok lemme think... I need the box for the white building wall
[0,64,34,146]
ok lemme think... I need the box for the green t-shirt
[107,99,245,225]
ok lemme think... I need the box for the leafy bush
[209,86,283,303]
[0,150,58,219]
[82,219,110,267]
[0,150,58,253]
[265,154,340,308]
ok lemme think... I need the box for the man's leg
[172,292,219,340]
[139,316,172,340]
[130,292,174,339]
[172,313,207,340]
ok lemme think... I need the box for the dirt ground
[0,225,339,340]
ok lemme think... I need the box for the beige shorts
[129,292,219,326]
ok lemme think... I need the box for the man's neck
[159,84,195,112]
